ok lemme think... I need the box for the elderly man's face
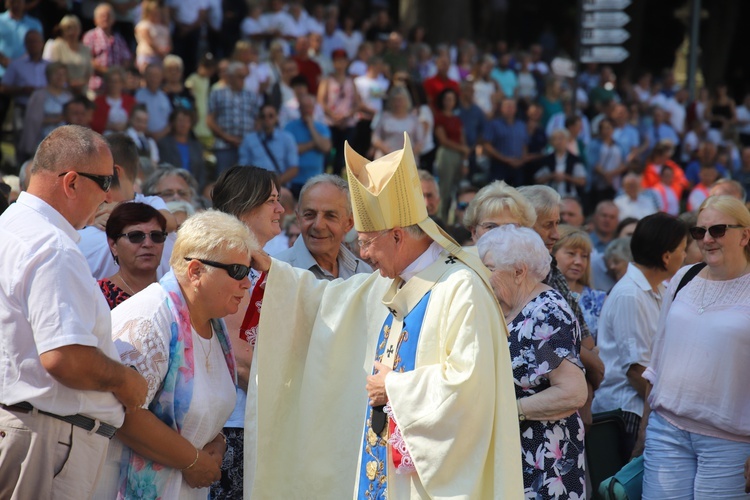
[358,229,397,278]
[532,207,561,253]
[594,204,619,235]
[421,179,440,216]
[297,183,353,262]
[94,6,114,30]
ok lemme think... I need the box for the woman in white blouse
[96,210,258,499]
[638,195,750,499]
[371,85,424,159]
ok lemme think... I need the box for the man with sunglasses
[0,125,148,498]
[78,133,177,281]
[243,133,523,498]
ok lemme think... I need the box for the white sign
[581,28,630,45]
[582,0,632,11]
[580,46,630,63]
[582,11,631,28]
[551,57,576,78]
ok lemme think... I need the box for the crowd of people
[1,0,750,499]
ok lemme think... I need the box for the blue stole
[356,292,431,500]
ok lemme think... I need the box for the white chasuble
[244,255,523,499]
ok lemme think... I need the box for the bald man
[0,125,147,498]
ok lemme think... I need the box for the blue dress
[573,286,607,342]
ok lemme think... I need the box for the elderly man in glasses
[0,125,148,498]
[244,133,523,498]
[78,133,177,281]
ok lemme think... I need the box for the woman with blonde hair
[96,210,259,498]
[135,0,172,72]
[639,195,750,498]
[43,14,92,95]
[552,225,607,341]
[463,180,537,243]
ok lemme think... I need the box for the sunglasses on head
[689,224,745,240]
[117,230,168,244]
[184,257,251,280]
[58,171,113,191]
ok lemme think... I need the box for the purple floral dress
[508,289,586,500]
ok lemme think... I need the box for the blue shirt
[1,54,47,107]
[0,12,43,79]
[483,117,528,160]
[490,67,518,98]
[613,124,640,158]
[645,123,680,150]
[135,88,172,133]
[283,119,330,185]
[458,102,485,147]
[238,129,299,176]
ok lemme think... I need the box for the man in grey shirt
[276,174,371,279]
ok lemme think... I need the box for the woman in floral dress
[478,225,588,499]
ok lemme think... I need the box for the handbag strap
[673,262,707,300]
[260,134,282,174]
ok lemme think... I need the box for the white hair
[517,185,561,219]
[477,225,551,282]
[170,210,259,277]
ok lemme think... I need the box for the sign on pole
[580,46,630,63]
[582,11,630,28]
[581,28,630,45]
[582,0,632,11]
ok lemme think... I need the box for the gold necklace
[195,327,213,370]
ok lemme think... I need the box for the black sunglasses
[58,171,113,191]
[184,257,251,280]
[689,224,745,240]
[117,230,168,244]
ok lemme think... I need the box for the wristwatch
[516,399,526,422]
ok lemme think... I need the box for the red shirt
[423,75,459,108]
[294,56,322,95]
[434,111,463,143]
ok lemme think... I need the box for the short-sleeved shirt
[238,129,299,176]
[0,192,125,426]
[458,102,485,148]
[284,118,330,185]
[593,263,664,417]
[434,111,463,144]
[134,88,172,133]
[612,124,641,159]
[0,12,43,78]
[423,74,459,108]
[81,27,132,91]
[208,87,259,150]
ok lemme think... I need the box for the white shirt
[663,97,687,135]
[241,16,266,38]
[244,61,269,95]
[97,283,236,499]
[340,30,363,59]
[284,11,310,38]
[354,73,388,115]
[262,10,294,35]
[614,192,659,221]
[592,263,664,417]
[0,192,125,425]
[736,105,750,135]
[400,241,442,282]
[78,194,171,280]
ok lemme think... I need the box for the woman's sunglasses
[117,230,168,244]
[689,224,745,240]
[184,258,251,280]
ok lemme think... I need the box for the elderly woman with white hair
[478,225,588,499]
[95,210,259,499]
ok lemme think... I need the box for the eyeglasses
[154,189,191,199]
[58,171,113,191]
[357,229,391,250]
[117,230,168,244]
[184,257,251,280]
[689,224,745,240]
[456,202,469,211]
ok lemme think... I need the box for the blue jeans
[643,411,750,499]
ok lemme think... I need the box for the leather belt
[0,402,117,439]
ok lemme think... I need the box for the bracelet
[182,448,200,471]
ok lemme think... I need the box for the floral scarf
[118,270,237,499]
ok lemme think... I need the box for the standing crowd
[1,0,750,499]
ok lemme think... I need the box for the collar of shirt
[625,262,664,296]
[399,241,442,283]
[15,191,80,243]
[289,236,363,279]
